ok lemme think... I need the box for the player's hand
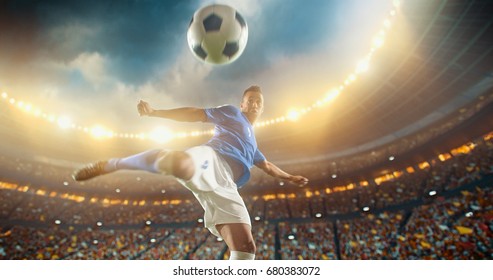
[290,175,309,186]
[137,100,154,116]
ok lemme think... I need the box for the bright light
[90,125,109,138]
[23,103,32,112]
[191,131,200,137]
[286,109,300,121]
[372,31,385,48]
[57,116,72,129]
[149,127,173,143]
[356,57,370,73]
[384,19,391,29]
[0,4,399,139]
[34,108,42,117]
[324,88,340,103]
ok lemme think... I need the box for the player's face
[241,91,264,116]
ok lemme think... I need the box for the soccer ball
[187,4,248,65]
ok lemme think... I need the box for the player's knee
[170,151,195,180]
[155,151,194,180]
[238,239,256,254]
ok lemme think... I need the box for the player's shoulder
[214,104,240,114]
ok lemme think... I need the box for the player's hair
[243,85,262,97]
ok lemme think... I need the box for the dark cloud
[2,0,197,85]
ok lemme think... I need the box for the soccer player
[72,85,309,260]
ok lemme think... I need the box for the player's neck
[243,113,258,124]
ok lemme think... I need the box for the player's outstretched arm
[137,100,207,122]
[256,160,309,186]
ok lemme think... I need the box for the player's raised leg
[72,149,182,181]
[72,149,195,181]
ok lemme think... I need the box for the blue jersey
[204,105,266,187]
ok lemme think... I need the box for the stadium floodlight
[356,57,370,74]
[383,19,391,29]
[57,116,72,129]
[286,109,300,121]
[90,125,109,139]
[149,126,173,143]
[372,31,385,49]
[324,88,340,103]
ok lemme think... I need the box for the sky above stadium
[0,0,393,133]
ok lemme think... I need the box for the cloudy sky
[0,0,393,133]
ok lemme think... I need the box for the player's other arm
[255,160,309,186]
[137,100,207,122]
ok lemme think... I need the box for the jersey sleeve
[253,149,266,164]
[204,105,239,124]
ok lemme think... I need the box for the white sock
[229,251,255,260]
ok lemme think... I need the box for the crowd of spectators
[396,186,492,259]
[337,211,405,259]
[0,132,492,259]
[279,221,337,260]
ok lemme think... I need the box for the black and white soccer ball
[187,4,248,65]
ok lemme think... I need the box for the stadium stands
[1,132,491,259]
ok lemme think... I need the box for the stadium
[0,0,492,261]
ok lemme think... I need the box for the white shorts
[177,145,251,238]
